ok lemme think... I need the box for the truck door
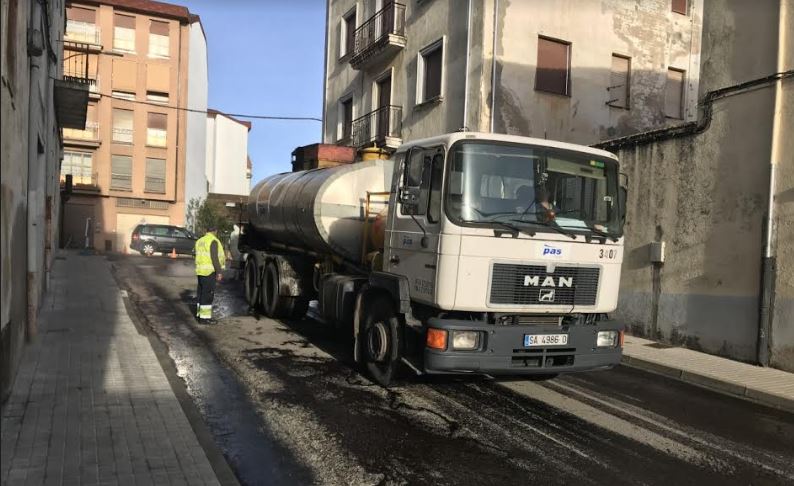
[385,145,444,305]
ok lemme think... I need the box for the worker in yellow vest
[194,226,226,322]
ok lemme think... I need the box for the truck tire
[263,260,309,319]
[244,258,260,308]
[360,293,401,387]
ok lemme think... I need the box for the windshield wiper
[509,218,577,239]
[585,224,619,242]
[484,220,537,237]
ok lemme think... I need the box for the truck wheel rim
[367,321,389,363]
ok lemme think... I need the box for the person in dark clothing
[194,227,226,321]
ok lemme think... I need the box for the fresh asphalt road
[109,254,794,486]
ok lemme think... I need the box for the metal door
[385,145,444,305]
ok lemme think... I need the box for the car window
[149,226,170,236]
[171,228,189,238]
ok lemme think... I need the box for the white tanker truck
[239,132,627,386]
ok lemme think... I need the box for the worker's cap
[206,225,218,232]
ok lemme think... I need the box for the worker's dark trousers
[196,273,216,319]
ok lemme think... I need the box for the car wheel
[142,242,156,256]
[360,293,401,387]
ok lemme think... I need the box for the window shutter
[111,155,133,191]
[536,37,571,96]
[609,55,630,108]
[665,68,685,118]
[149,20,169,36]
[147,112,167,130]
[146,63,170,93]
[68,7,95,23]
[112,59,137,91]
[114,13,135,29]
[672,0,687,14]
[145,158,166,193]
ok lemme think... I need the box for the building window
[665,68,685,119]
[337,97,353,142]
[146,91,169,104]
[417,39,443,104]
[672,0,688,15]
[148,20,170,58]
[65,7,99,44]
[113,14,136,53]
[112,108,134,143]
[147,112,167,147]
[112,90,135,100]
[145,158,166,193]
[340,8,356,59]
[61,151,94,185]
[536,36,571,96]
[111,155,133,191]
[608,54,630,109]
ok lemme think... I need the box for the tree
[185,197,201,233]
[195,198,234,241]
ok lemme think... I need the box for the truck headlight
[596,331,619,348]
[452,331,480,350]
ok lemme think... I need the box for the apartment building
[322,0,703,150]
[61,0,205,252]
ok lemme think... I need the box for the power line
[52,76,323,122]
[95,92,323,122]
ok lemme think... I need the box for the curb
[621,354,794,414]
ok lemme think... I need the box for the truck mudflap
[423,318,623,375]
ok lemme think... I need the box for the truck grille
[489,264,600,306]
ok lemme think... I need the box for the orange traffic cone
[169,248,177,259]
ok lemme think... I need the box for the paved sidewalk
[1,252,224,485]
[622,335,794,413]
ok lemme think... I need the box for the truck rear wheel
[360,294,401,387]
[244,258,259,308]
[263,260,309,320]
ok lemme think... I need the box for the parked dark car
[130,224,197,256]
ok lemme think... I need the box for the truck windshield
[445,141,623,236]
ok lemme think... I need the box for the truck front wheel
[360,294,401,387]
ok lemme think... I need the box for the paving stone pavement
[1,252,223,486]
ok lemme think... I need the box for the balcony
[60,171,100,192]
[351,105,402,149]
[64,21,101,47]
[350,3,406,70]
[63,121,100,147]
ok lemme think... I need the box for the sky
[179,0,326,183]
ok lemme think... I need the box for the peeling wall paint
[1,0,65,401]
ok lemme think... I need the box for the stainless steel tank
[247,159,394,262]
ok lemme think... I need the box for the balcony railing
[65,21,101,46]
[63,121,99,142]
[351,3,406,69]
[351,105,402,148]
[112,127,133,144]
[60,171,99,189]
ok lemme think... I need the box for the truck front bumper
[423,318,623,376]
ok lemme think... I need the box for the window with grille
[536,37,571,96]
[147,112,167,147]
[61,152,93,185]
[608,54,630,109]
[112,108,134,143]
[111,155,133,191]
[113,14,136,52]
[145,158,166,193]
[148,20,170,58]
[665,68,685,119]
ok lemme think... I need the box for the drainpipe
[462,0,472,130]
[757,0,788,366]
[489,0,499,132]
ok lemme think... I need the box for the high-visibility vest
[195,233,226,276]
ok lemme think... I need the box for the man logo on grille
[539,289,556,302]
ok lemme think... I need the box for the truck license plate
[524,334,568,347]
